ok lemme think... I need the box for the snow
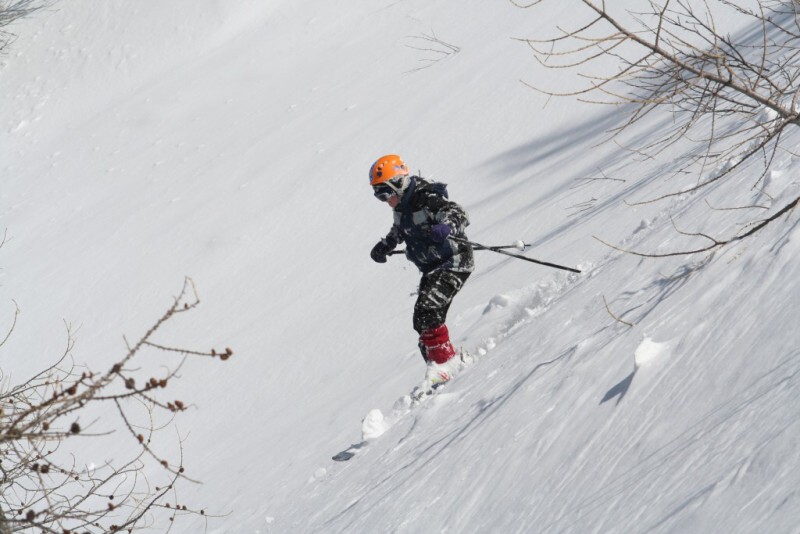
[634,337,668,369]
[3,0,800,533]
[361,409,389,441]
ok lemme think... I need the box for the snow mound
[634,336,668,368]
[361,409,389,441]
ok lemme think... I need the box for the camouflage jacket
[382,177,474,274]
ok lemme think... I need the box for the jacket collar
[395,176,418,211]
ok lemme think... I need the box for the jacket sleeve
[383,224,404,248]
[424,192,470,234]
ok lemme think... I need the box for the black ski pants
[413,269,471,334]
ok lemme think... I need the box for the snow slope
[3,1,800,532]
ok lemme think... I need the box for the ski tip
[332,441,367,462]
[332,451,356,462]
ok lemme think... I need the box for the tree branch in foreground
[1,277,233,532]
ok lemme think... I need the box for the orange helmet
[369,154,409,186]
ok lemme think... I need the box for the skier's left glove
[430,224,452,243]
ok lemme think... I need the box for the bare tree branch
[0,278,233,532]
[517,0,800,256]
[602,295,634,326]
[0,1,52,54]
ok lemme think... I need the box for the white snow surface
[3,1,800,533]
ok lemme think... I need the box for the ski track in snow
[306,261,585,527]
[342,261,590,461]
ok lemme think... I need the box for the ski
[332,441,367,462]
[410,381,447,402]
[330,382,447,462]
[331,351,472,462]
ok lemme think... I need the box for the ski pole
[471,242,531,252]
[388,242,529,256]
[452,237,582,274]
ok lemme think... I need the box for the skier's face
[387,194,400,208]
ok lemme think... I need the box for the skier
[368,154,474,390]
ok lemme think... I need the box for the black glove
[370,239,393,263]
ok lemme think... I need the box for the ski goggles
[372,181,399,201]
